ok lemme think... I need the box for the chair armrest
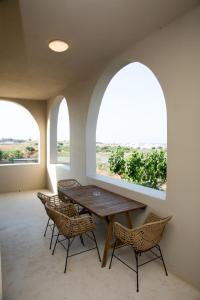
[114,216,172,252]
[37,192,52,205]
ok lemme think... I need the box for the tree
[108,146,126,175]
[144,149,167,189]
[125,150,145,184]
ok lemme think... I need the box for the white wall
[0,99,46,192]
[47,6,200,289]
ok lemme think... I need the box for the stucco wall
[0,99,46,192]
[47,6,200,289]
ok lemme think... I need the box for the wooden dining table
[58,184,146,267]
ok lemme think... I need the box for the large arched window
[0,100,40,164]
[57,98,70,164]
[96,62,167,191]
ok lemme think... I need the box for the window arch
[95,62,167,191]
[57,98,70,164]
[48,96,70,165]
[0,100,40,164]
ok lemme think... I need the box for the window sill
[87,174,166,201]
[55,163,70,171]
[0,162,40,167]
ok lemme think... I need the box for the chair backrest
[45,195,78,221]
[57,179,81,190]
[132,215,172,252]
[45,203,76,237]
[57,179,81,201]
[43,195,59,221]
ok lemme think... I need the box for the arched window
[0,100,40,164]
[96,62,167,191]
[57,98,70,164]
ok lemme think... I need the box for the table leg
[126,211,133,229]
[101,215,114,267]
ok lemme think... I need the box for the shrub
[108,148,167,190]
[108,146,126,175]
[25,146,35,153]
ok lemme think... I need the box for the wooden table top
[59,185,146,218]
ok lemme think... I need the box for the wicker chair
[57,179,81,202]
[38,193,79,249]
[109,213,172,292]
[45,202,101,273]
[37,192,54,237]
[57,178,89,215]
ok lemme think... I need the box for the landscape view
[0,62,167,191]
[57,141,70,164]
[96,143,167,191]
[95,62,167,191]
[0,100,39,164]
[0,138,38,164]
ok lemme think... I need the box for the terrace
[1,191,199,300]
[0,1,200,299]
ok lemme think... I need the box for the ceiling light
[48,40,69,52]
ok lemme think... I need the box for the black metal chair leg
[158,245,168,276]
[91,231,101,262]
[80,234,85,246]
[49,222,55,250]
[134,250,139,292]
[64,238,70,273]
[52,233,59,255]
[44,217,50,237]
[109,240,117,269]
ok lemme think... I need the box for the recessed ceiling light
[48,40,69,52]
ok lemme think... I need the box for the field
[57,141,70,163]
[0,140,38,164]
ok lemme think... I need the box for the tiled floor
[0,191,199,300]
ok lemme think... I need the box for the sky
[57,99,70,141]
[96,62,167,145]
[0,101,39,140]
[0,62,166,144]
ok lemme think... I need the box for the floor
[0,191,199,300]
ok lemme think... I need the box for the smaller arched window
[0,100,40,165]
[57,98,70,164]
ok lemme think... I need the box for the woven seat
[109,213,172,292]
[45,202,101,273]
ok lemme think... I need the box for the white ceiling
[0,0,199,100]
